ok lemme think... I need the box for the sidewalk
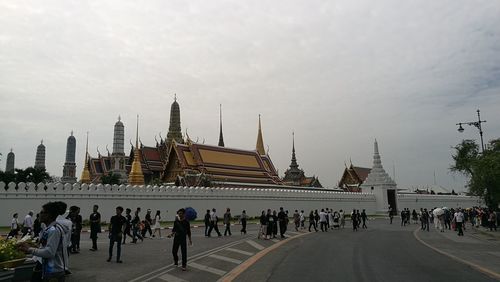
[415,224,500,280]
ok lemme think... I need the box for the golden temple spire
[80,131,91,184]
[256,114,266,155]
[128,115,145,186]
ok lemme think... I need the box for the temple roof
[170,142,281,185]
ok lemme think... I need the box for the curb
[218,231,312,282]
[413,228,500,280]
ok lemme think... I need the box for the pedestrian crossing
[139,231,309,282]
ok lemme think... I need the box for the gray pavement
[235,219,499,282]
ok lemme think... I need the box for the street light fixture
[456,109,486,153]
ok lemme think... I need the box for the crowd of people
[5,202,499,281]
[396,206,499,236]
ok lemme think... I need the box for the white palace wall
[0,182,480,225]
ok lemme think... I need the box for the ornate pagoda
[282,133,322,187]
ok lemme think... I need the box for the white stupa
[361,139,398,214]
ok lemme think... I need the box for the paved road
[235,220,499,282]
[37,219,499,282]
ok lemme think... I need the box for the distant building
[338,163,371,192]
[34,140,46,170]
[282,133,322,188]
[61,132,77,183]
[5,149,15,173]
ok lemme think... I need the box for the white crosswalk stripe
[189,262,226,276]
[225,248,254,256]
[158,273,188,282]
[245,240,265,251]
[208,254,242,264]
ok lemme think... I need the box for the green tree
[101,172,121,185]
[451,138,500,209]
[0,167,51,185]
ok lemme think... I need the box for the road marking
[245,240,265,251]
[219,231,312,282]
[158,273,188,282]
[129,238,250,282]
[189,262,226,276]
[225,248,254,256]
[209,254,242,264]
[413,228,500,280]
[271,239,280,243]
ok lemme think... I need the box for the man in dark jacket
[89,205,101,251]
[169,208,192,271]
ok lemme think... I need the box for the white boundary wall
[0,182,480,224]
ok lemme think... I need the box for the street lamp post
[456,109,487,153]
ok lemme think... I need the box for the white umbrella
[433,208,444,216]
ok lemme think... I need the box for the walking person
[352,209,358,232]
[340,210,345,229]
[319,209,328,232]
[240,210,248,235]
[272,210,278,238]
[293,210,300,231]
[333,211,340,229]
[388,206,394,224]
[361,209,368,229]
[308,210,317,232]
[454,208,464,236]
[107,206,126,263]
[299,210,305,230]
[258,210,267,239]
[89,205,101,251]
[207,208,222,237]
[489,210,497,231]
[400,209,406,227]
[131,208,144,243]
[278,207,287,238]
[8,213,19,239]
[22,211,34,236]
[168,208,192,271]
[266,209,274,238]
[67,206,82,253]
[204,210,210,237]
[54,201,72,275]
[122,208,133,244]
[142,209,153,238]
[33,213,42,238]
[223,208,232,236]
[153,210,162,238]
[314,210,320,228]
[18,202,69,282]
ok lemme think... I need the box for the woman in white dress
[153,210,162,238]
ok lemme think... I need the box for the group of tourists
[397,206,499,237]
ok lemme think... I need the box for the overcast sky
[1,0,499,190]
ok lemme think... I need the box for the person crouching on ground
[168,208,192,271]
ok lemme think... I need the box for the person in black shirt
[131,208,143,243]
[122,208,133,244]
[277,207,287,238]
[168,208,192,271]
[142,209,153,238]
[361,209,368,229]
[204,210,210,237]
[67,206,83,253]
[108,206,126,263]
[89,205,101,251]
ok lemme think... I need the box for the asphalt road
[235,220,498,282]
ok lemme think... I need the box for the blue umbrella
[185,207,197,221]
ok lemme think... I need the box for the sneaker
[181,267,187,271]
[117,260,123,263]
[106,258,111,262]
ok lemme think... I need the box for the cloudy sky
[1,0,499,190]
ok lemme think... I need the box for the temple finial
[135,115,139,148]
[118,115,121,122]
[174,93,177,102]
[289,131,298,169]
[218,104,225,147]
[71,130,73,136]
[256,114,265,155]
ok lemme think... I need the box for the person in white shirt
[453,208,465,236]
[319,209,328,232]
[299,210,305,229]
[8,213,19,238]
[207,208,222,237]
[22,211,34,236]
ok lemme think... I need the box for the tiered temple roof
[282,133,322,188]
[162,142,282,187]
[338,163,371,192]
